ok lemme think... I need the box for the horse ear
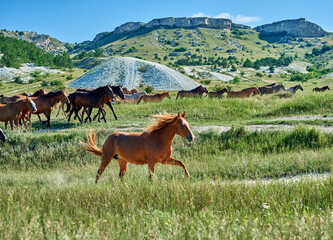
[25,97,29,102]
[182,112,186,118]
[177,112,180,117]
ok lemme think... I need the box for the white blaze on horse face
[180,118,194,142]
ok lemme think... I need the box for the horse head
[164,92,171,99]
[297,85,304,91]
[175,112,195,142]
[60,89,70,105]
[110,85,125,100]
[25,97,37,113]
[327,86,330,90]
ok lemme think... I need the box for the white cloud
[191,12,261,24]
[191,12,208,18]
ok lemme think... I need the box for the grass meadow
[1,86,333,239]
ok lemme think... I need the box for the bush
[200,80,211,85]
[144,86,154,93]
[231,76,240,84]
[66,74,73,80]
[41,80,49,87]
[14,76,23,84]
[256,72,264,77]
[138,67,147,72]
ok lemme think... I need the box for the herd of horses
[0,82,332,181]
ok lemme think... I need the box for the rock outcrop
[255,18,326,37]
[93,17,232,38]
[0,30,66,53]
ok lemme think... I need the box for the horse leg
[116,159,128,178]
[9,120,14,131]
[37,114,42,124]
[68,109,74,122]
[107,101,117,120]
[84,108,93,123]
[96,151,115,184]
[148,161,156,179]
[42,111,51,127]
[99,106,107,123]
[162,157,189,178]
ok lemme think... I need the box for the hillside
[0,30,66,54]
[69,56,199,90]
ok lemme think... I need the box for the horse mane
[40,90,62,99]
[146,113,178,133]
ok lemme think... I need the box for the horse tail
[80,130,103,156]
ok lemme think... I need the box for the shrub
[138,67,147,72]
[41,80,49,87]
[231,76,240,84]
[256,72,264,77]
[144,86,154,93]
[14,76,23,84]
[200,80,211,85]
[66,74,73,80]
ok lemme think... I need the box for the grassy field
[1,82,333,238]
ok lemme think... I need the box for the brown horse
[257,84,285,95]
[227,87,261,98]
[22,90,69,127]
[207,88,229,98]
[81,112,194,183]
[130,89,138,94]
[137,92,171,104]
[176,85,208,99]
[122,88,130,94]
[313,86,330,92]
[0,128,6,142]
[0,97,37,130]
[0,89,46,104]
[67,85,115,123]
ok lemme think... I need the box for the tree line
[0,33,73,68]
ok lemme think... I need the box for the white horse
[115,91,147,104]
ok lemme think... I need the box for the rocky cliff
[92,17,232,41]
[1,30,66,53]
[255,18,326,37]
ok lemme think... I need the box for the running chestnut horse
[137,92,171,104]
[130,89,138,94]
[176,85,208,99]
[0,128,6,142]
[0,97,37,130]
[207,88,229,98]
[313,86,330,92]
[227,87,261,98]
[285,85,303,94]
[122,88,130,94]
[81,112,194,183]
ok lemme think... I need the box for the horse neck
[47,94,62,106]
[151,123,177,146]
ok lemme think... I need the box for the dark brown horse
[207,88,229,98]
[0,128,6,142]
[313,86,330,92]
[67,85,115,123]
[176,85,208,99]
[227,87,261,98]
[257,84,285,95]
[74,85,124,122]
[81,112,194,183]
[137,92,171,104]
[285,85,303,94]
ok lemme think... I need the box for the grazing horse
[313,86,330,92]
[116,91,147,104]
[0,128,6,142]
[81,112,194,183]
[176,85,208,99]
[67,86,115,123]
[76,85,125,121]
[207,88,229,98]
[130,89,138,94]
[137,92,171,104]
[0,97,37,130]
[122,88,130,94]
[227,87,261,98]
[285,85,303,94]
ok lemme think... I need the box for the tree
[231,65,237,72]
[269,65,275,73]
[243,59,253,68]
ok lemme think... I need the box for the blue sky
[0,0,332,43]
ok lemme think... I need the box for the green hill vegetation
[0,33,73,68]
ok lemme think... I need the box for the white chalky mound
[69,56,199,90]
